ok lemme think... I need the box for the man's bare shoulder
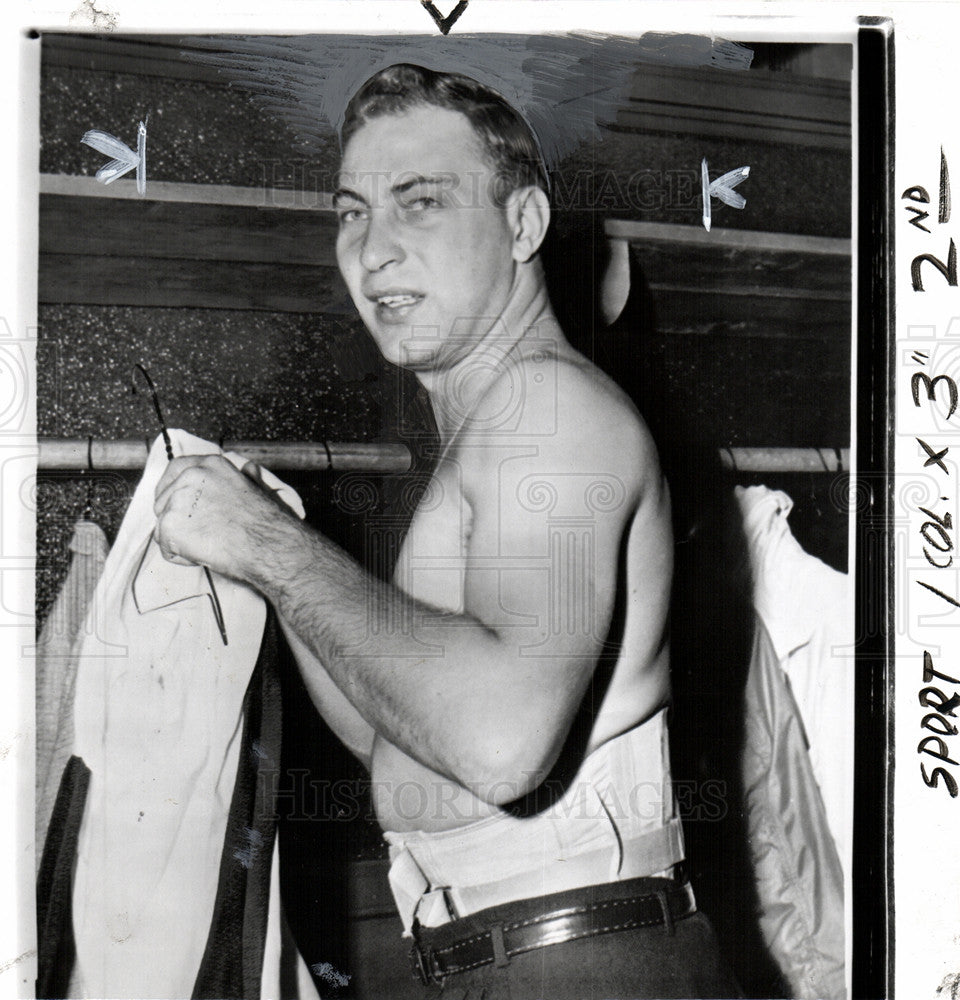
[460,342,662,498]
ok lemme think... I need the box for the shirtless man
[154,64,736,999]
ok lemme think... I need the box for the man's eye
[337,208,367,224]
[405,196,442,212]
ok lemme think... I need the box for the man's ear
[507,186,551,263]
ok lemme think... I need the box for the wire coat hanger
[132,363,228,646]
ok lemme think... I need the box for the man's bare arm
[153,370,656,803]
[278,620,376,769]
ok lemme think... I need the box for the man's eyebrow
[391,174,453,196]
[332,186,368,207]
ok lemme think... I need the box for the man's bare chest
[394,459,473,614]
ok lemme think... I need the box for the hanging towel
[70,430,304,999]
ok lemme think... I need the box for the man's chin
[365,324,443,371]
[361,318,476,374]
[361,331,435,372]
[396,344,442,372]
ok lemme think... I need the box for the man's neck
[418,261,560,444]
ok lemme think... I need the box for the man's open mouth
[372,292,425,322]
[377,294,422,308]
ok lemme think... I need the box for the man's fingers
[154,470,201,519]
[155,453,214,498]
[152,522,196,566]
[153,454,228,517]
[150,452,283,576]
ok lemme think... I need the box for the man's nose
[359,213,405,272]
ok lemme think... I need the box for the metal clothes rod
[37,439,412,473]
[37,440,847,475]
[719,447,850,473]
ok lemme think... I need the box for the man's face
[335,104,518,372]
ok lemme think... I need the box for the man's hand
[153,454,301,582]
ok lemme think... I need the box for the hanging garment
[735,484,851,1000]
[742,620,846,1000]
[35,520,109,867]
[735,484,853,878]
[37,754,91,1000]
[191,607,283,1000]
[69,430,305,999]
[195,617,321,1000]
[39,613,318,1000]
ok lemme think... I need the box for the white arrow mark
[81,119,148,195]
[701,158,750,231]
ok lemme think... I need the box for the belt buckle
[410,923,441,986]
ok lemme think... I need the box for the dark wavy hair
[341,63,550,205]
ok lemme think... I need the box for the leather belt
[409,878,696,985]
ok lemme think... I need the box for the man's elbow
[458,728,562,807]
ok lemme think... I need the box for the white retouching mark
[310,962,351,988]
[81,119,147,195]
[69,0,118,30]
[232,827,265,869]
[701,158,750,232]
